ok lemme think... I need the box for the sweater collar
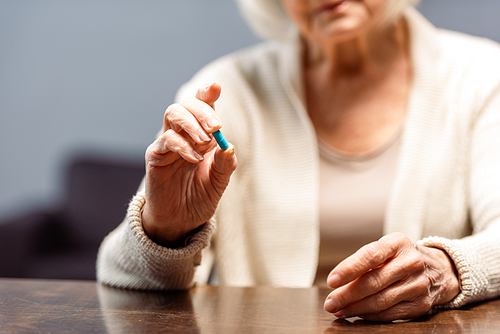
[385,8,444,240]
[277,33,312,131]
[276,7,445,242]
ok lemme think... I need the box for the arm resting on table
[96,192,215,290]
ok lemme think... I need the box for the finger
[324,263,398,313]
[164,103,213,145]
[195,82,221,108]
[148,129,204,165]
[325,245,425,313]
[330,275,429,318]
[327,233,407,288]
[191,82,222,132]
[358,299,431,322]
[146,143,181,167]
[181,97,222,134]
[207,144,237,195]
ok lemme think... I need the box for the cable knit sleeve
[419,78,500,309]
[96,191,215,290]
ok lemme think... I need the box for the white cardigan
[97,8,500,309]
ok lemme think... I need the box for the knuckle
[164,104,182,126]
[162,130,183,151]
[163,128,177,139]
[414,297,433,314]
[392,231,406,241]
[406,252,425,271]
[391,232,408,249]
[407,278,433,302]
[165,103,181,116]
[372,293,389,310]
[363,243,384,263]
[382,232,408,250]
[410,276,431,297]
[365,272,384,291]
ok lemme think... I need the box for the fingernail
[206,117,220,129]
[198,130,211,142]
[327,273,341,288]
[193,150,204,161]
[226,144,235,156]
[333,311,345,319]
[324,298,337,313]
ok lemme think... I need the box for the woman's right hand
[141,82,237,247]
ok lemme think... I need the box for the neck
[303,18,409,76]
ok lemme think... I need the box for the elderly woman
[97,0,500,322]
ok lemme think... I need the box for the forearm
[96,192,215,290]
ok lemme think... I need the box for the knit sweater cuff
[128,191,215,261]
[418,236,488,309]
[123,191,215,290]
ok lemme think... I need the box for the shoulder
[435,30,500,114]
[408,8,500,92]
[436,29,500,71]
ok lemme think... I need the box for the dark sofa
[0,153,145,280]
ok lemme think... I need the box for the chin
[317,18,369,42]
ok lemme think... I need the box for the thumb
[210,144,237,193]
[195,82,222,109]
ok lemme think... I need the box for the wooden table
[0,278,499,333]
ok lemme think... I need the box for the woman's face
[280,0,388,43]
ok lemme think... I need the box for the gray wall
[1,0,499,219]
[0,0,260,217]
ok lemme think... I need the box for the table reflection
[97,284,327,333]
[98,284,500,333]
[93,282,500,333]
[97,284,200,333]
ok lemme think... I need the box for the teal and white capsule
[212,130,229,150]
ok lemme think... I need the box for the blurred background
[1,0,499,280]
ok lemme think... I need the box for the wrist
[427,247,460,305]
[141,205,193,248]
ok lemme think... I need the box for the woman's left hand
[324,232,460,322]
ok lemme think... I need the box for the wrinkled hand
[324,232,460,322]
[142,82,237,247]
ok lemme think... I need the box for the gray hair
[235,0,421,42]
